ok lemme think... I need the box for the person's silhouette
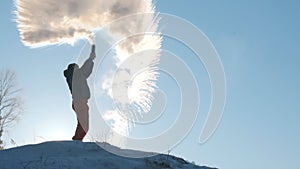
[64,45,96,140]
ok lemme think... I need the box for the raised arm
[80,45,96,78]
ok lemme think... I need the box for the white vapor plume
[96,1,162,147]
[16,0,155,47]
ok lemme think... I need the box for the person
[63,45,96,141]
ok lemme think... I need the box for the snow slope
[0,141,216,169]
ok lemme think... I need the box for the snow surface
[0,141,216,169]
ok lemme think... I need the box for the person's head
[64,63,79,79]
[68,63,79,71]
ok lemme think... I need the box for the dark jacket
[64,58,94,100]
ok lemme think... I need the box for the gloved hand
[90,45,96,60]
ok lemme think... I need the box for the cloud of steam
[16,0,155,48]
[96,12,162,147]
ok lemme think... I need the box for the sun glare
[45,130,69,141]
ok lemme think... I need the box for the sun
[44,130,70,141]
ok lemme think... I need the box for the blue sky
[1,0,300,169]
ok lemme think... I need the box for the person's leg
[72,104,83,140]
[72,100,89,140]
[72,119,86,140]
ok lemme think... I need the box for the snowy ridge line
[0,141,217,169]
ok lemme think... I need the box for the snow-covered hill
[0,141,216,169]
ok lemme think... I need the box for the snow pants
[72,99,89,141]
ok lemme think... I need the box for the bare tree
[0,70,23,149]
